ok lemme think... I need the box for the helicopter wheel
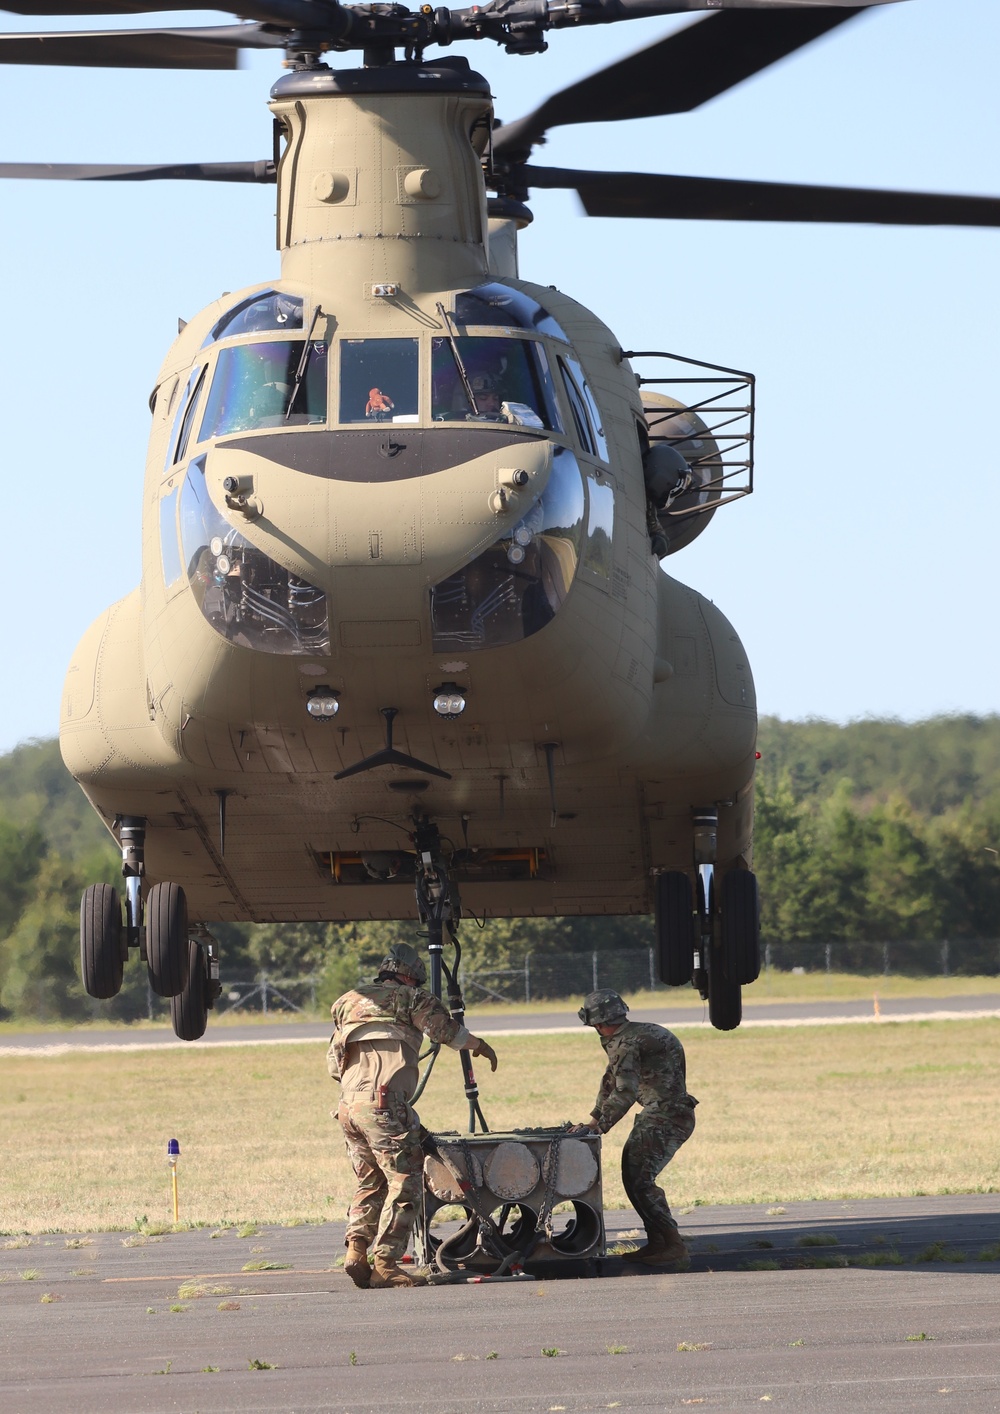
[170,939,209,1041]
[721,870,761,986]
[707,960,742,1032]
[655,872,696,986]
[80,884,125,999]
[145,882,190,998]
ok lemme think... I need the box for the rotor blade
[0,160,275,181]
[493,8,872,161]
[524,166,1000,228]
[1,3,328,20]
[0,23,281,68]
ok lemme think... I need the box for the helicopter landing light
[507,543,526,565]
[306,687,340,722]
[432,685,466,720]
[371,283,400,298]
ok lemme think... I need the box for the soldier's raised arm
[409,989,498,1070]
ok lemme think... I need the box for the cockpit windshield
[204,290,304,345]
[339,338,419,424]
[431,336,563,430]
[199,340,328,439]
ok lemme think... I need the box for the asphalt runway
[3,992,999,1055]
[3,1196,999,1413]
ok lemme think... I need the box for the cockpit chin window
[430,446,584,652]
[178,456,330,655]
[204,290,304,346]
[199,340,328,439]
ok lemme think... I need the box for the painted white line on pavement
[1,1008,997,1056]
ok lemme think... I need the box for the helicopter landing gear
[79,814,146,1000]
[170,933,221,1041]
[688,808,741,1031]
[654,872,696,987]
[145,881,190,998]
[687,806,761,1031]
[80,883,125,999]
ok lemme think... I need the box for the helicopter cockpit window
[559,356,609,463]
[204,290,304,346]
[455,283,570,343]
[199,339,328,440]
[179,456,330,655]
[431,336,562,431]
[583,476,614,579]
[339,338,419,424]
[165,365,207,470]
[430,445,584,652]
[159,488,183,590]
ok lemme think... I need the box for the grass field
[1,1017,998,1235]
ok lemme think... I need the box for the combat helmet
[377,942,427,987]
[578,989,629,1026]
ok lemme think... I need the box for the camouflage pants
[621,1104,696,1236]
[338,1095,424,1260]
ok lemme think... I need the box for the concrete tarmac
[3,992,999,1055]
[3,1195,999,1413]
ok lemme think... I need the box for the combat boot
[370,1254,427,1288]
[636,1225,688,1267]
[344,1238,371,1289]
[621,1233,657,1262]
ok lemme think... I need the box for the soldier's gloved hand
[470,1037,498,1072]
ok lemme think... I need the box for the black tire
[146,882,189,998]
[170,939,208,1041]
[707,960,742,1031]
[655,872,696,986]
[721,870,761,985]
[80,884,124,999]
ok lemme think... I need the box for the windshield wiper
[285,304,324,421]
[436,301,480,417]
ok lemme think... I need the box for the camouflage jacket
[589,1020,696,1133]
[327,979,470,1084]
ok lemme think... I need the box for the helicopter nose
[206,430,553,588]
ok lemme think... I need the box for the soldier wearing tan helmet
[328,941,498,1288]
[570,990,696,1267]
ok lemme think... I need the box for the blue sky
[1,0,997,753]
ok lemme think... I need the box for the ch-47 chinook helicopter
[5,0,1000,1052]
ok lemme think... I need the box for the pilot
[570,990,696,1267]
[328,942,498,1289]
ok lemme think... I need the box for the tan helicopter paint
[60,67,756,926]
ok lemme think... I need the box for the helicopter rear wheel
[707,961,742,1031]
[146,882,189,998]
[655,872,696,987]
[721,870,761,986]
[80,884,124,999]
[170,939,209,1041]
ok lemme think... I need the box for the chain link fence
[206,939,1000,1013]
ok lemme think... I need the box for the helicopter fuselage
[59,58,756,926]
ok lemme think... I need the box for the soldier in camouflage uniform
[328,941,498,1289]
[571,989,696,1266]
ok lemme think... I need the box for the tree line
[1,716,998,1021]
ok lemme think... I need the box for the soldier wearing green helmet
[328,942,498,1289]
[572,989,697,1267]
